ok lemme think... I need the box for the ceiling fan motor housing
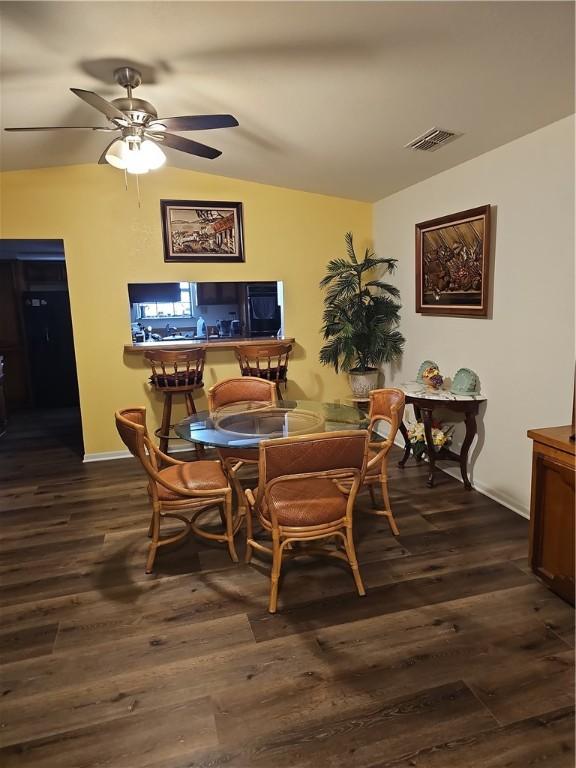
[111,67,157,124]
[111,97,157,124]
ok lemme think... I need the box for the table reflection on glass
[175,400,368,448]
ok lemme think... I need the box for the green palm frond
[319,233,405,373]
[358,256,397,274]
[344,232,358,264]
[325,278,359,304]
[364,280,401,299]
[319,258,355,287]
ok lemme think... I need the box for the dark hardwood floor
[0,410,574,767]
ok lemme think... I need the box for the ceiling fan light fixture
[125,146,150,175]
[140,139,166,170]
[105,138,130,169]
[6,65,237,179]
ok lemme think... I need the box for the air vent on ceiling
[405,127,457,152]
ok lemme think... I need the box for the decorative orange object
[422,366,444,390]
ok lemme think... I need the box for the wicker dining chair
[235,343,292,398]
[207,377,278,412]
[207,377,277,522]
[115,407,239,572]
[245,429,369,613]
[363,388,406,535]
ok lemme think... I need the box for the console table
[397,382,486,490]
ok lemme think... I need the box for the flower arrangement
[407,420,453,459]
[421,365,444,390]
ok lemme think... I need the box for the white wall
[374,115,575,516]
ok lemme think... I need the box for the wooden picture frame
[415,205,491,317]
[160,200,245,263]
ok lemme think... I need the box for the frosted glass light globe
[140,140,166,170]
[105,139,130,169]
[125,146,150,175]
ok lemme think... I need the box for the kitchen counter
[124,336,295,353]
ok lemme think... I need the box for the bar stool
[145,348,206,456]
[235,343,292,399]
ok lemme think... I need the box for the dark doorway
[22,290,79,408]
[0,240,83,454]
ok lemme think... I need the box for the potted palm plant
[319,233,405,396]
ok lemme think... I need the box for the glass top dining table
[175,400,370,449]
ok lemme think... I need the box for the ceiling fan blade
[70,88,127,123]
[5,125,117,132]
[98,138,120,165]
[160,133,222,160]
[151,114,239,132]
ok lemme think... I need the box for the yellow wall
[0,165,372,455]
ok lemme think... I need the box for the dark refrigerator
[246,283,281,338]
[22,291,80,408]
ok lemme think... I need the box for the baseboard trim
[85,435,529,518]
[437,466,529,519]
[83,449,132,463]
[83,445,193,463]
[392,435,529,519]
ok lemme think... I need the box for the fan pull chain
[118,170,143,207]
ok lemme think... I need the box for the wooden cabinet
[196,282,238,306]
[219,282,239,303]
[527,426,575,605]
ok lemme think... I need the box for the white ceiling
[0,1,574,201]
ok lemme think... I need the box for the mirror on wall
[127,281,284,343]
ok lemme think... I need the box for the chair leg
[343,525,366,597]
[145,504,161,574]
[268,533,283,613]
[368,483,378,508]
[159,393,172,456]
[184,393,205,459]
[244,503,254,564]
[381,476,400,536]
[184,392,197,415]
[229,466,247,519]
[224,494,239,563]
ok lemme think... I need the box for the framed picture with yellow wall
[415,205,491,317]
[160,200,245,263]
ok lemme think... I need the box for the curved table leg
[422,408,436,487]
[398,421,411,468]
[460,412,477,490]
[412,405,425,462]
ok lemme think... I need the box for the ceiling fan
[5,66,239,174]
